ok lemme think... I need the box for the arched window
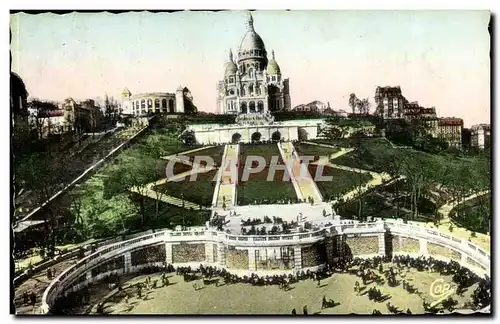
[240,102,247,113]
[249,101,256,112]
[141,99,145,109]
[257,101,264,113]
[147,99,153,108]
[241,87,246,96]
[169,99,174,113]
[162,99,167,108]
[256,86,261,95]
[249,84,254,94]
[136,101,140,109]
[132,102,135,109]
[249,69,254,78]
[155,99,160,109]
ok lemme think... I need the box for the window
[132,102,135,109]
[155,99,160,109]
[141,99,145,109]
[162,99,167,108]
[229,89,235,95]
[272,76,276,81]
[147,99,152,108]
[241,88,245,96]
[169,99,174,112]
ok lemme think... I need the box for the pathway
[314,160,392,206]
[302,141,355,161]
[14,257,78,314]
[280,142,322,203]
[161,146,216,161]
[437,189,490,224]
[213,144,239,209]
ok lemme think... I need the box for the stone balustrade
[41,219,490,314]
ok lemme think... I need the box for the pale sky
[10,10,490,127]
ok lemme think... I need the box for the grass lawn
[237,168,298,205]
[308,165,372,200]
[156,160,193,178]
[237,144,297,205]
[294,143,341,161]
[154,169,218,206]
[180,146,225,166]
[310,137,390,148]
[59,266,477,315]
[239,143,284,165]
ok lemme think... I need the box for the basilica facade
[216,13,291,115]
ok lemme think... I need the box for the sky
[10,10,490,127]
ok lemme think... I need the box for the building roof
[267,50,281,75]
[376,86,402,97]
[439,117,463,126]
[239,12,266,53]
[224,49,238,77]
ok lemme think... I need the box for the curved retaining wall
[41,220,490,314]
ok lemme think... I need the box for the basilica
[216,12,291,115]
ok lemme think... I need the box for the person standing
[303,305,308,315]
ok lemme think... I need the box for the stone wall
[172,243,206,263]
[226,248,249,269]
[257,247,294,270]
[346,235,379,256]
[91,255,125,277]
[131,244,166,266]
[428,242,461,261]
[391,236,420,254]
[301,242,327,268]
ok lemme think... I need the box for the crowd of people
[47,254,490,315]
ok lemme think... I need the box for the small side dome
[267,50,281,75]
[224,49,238,77]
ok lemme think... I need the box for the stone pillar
[205,243,214,263]
[378,233,386,256]
[248,248,257,271]
[124,251,132,274]
[419,238,428,255]
[325,237,335,265]
[218,243,226,266]
[461,252,468,265]
[293,246,302,272]
[165,243,173,264]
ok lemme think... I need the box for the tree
[349,93,358,114]
[103,94,120,129]
[180,130,197,146]
[358,98,371,114]
[16,152,70,257]
[28,99,58,139]
[104,151,158,226]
